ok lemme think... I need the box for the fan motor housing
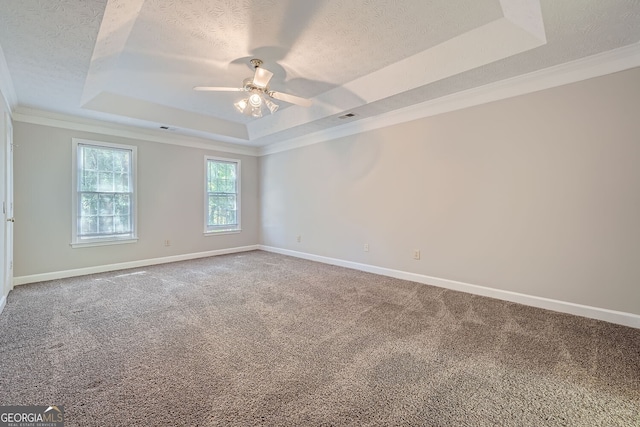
[243,77,267,93]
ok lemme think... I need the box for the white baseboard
[13,245,260,286]
[11,244,639,328]
[259,245,640,329]
[0,295,6,316]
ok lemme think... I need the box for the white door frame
[3,111,13,295]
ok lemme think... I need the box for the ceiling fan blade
[193,86,244,92]
[268,90,312,107]
[252,67,273,89]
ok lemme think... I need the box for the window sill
[71,238,138,249]
[203,229,241,237]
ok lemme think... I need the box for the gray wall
[14,123,259,277]
[260,68,640,315]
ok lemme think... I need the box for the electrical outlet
[413,249,420,260]
[364,243,369,252]
[297,235,301,243]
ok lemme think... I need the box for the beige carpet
[0,250,638,426]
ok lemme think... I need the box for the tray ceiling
[0,0,639,148]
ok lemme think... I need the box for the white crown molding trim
[260,42,640,156]
[0,43,17,113]
[259,245,640,329]
[13,245,260,286]
[12,107,259,157]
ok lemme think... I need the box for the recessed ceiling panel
[99,0,507,126]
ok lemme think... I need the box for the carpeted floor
[0,250,638,426]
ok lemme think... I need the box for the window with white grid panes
[205,156,240,233]
[72,139,137,246]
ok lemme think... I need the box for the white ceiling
[0,0,639,148]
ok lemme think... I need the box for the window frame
[71,138,138,248]
[204,155,241,235]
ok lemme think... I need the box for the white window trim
[71,138,138,248]
[204,155,241,235]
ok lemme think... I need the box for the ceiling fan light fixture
[251,106,263,118]
[196,59,310,118]
[253,67,274,89]
[264,98,279,114]
[234,99,248,113]
[249,93,262,108]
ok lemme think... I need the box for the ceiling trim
[12,107,259,157]
[0,42,17,113]
[259,42,640,156]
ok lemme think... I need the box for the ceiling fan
[194,58,312,118]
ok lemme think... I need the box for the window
[205,156,240,234]
[72,139,137,247]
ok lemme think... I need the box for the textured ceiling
[0,0,639,147]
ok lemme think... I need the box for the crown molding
[12,107,259,157]
[0,43,17,114]
[259,42,640,156]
